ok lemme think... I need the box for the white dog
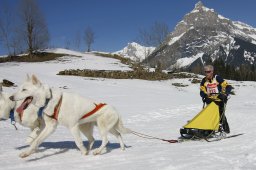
[10,75,131,158]
[1,81,95,152]
[0,83,44,144]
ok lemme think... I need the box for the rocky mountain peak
[145,2,256,73]
[194,1,206,10]
[169,1,230,40]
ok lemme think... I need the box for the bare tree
[17,0,49,56]
[65,38,71,49]
[0,1,14,55]
[9,29,24,55]
[137,21,169,47]
[74,31,81,51]
[84,26,94,52]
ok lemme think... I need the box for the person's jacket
[200,74,232,99]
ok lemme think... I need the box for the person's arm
[200,78,207,98]
[216,75,231,95]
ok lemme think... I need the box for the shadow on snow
[16,140,132,161]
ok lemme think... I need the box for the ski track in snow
[1,50,256,170]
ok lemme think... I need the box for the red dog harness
[51,96,63,120]
[80,103,106,120]
[50,96,106,121]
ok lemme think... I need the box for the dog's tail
[116,115,132,134]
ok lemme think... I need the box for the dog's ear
[31,75,41,85]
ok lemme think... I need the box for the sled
[180,101,221,139]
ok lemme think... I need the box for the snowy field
[1,49,256,170]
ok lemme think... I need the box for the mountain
[145,1,256,72]
[114,42,155,62]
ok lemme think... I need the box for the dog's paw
[81,150,88,156]
[93,150,100,155]
[19,151,30,158]
[93,148,106,155]
[93,148,102,155]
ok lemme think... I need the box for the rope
[11,121,18,130]
[131,131,179,143]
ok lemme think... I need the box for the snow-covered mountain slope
[1,50,256,170]
[114,42,155,62]
[146,1,256,71]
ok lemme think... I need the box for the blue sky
[0,0,256,55]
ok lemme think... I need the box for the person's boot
[223,118,230,134]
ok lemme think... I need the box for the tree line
[0,0,94,56]
[212,58,256,81]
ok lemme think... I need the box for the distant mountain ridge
[113,42,155,62]
[145,1,256,72]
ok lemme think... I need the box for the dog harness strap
[51,96,63,120]
[9,109,15,122]
[9,110,18,130]
[80,103,106,120]
[38,98,50,118]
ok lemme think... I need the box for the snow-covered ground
[0,49,256,170]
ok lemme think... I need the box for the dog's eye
[22,89,27,91]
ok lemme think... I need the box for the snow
[113,42,155,62]
[218,14,228,20]
[244,51,255,64]
[170,52,204,70]
[233,21,256,32]
[168,33,185,46]
[1,49,256,170]
[201,6,214,12]
[0,54,8,58]
[252,39,256,45]
[1,49,131,79]
[192,1,214,13]
[232,21,256,41]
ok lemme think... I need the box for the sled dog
[0,83,44,144]
[10,75,131,158]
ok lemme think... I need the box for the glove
[203,96,212,104]
[218,94,227,103]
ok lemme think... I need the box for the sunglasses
[204,70,212,73]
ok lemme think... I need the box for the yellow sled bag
[184,102,220,131]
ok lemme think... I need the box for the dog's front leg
[26,127,41,145]
[26,118,45,145]
[70,124,88,155]
[19,116,57,158]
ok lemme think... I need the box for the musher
[200,65,232,134]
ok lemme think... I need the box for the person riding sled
[200,65,232,134]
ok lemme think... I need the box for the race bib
[206,82,219,94]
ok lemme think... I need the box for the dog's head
[0,84,16,120]
[9,74,52,112]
